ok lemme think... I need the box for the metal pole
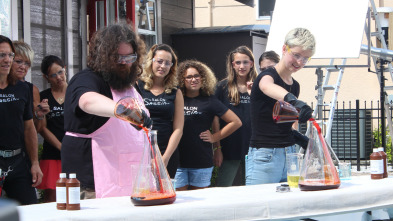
[380,59,386,149]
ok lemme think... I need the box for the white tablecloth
[17,176,393,221]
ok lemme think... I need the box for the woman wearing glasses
[11,41,50,130]
[175,60,241,190]
[212,46,258,187]
[35,55,67,202]
[136,44,184,178]
[246,28,315,185]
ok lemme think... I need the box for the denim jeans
[245,145,297,185]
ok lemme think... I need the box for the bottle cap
[69,173,76,179]
[378,147,384,151]
[373,148,379,152]
[59,173,66,178]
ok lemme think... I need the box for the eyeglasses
[153,58,173,67]
[14,59,31,67]
[118,54,138,64]
[232,60,253,66]
[48,68,66,78]
[286,45,311,64]
[0,52,15,60]
[185,74,201,81]
[259,66,274,72]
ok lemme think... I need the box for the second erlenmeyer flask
[131,130,176,206]
[298,120,341,191]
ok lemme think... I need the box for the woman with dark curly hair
[175,60,242,191]
[136,44,184,178]
[212,45,258,187]
[61,21,152,199]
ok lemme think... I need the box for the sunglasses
[118,54,138,64]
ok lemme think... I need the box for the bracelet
[34,111,44,120]
[213,146,222,151]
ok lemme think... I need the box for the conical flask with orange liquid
[272,100,299,123]
[131,130,176,206]
[298,119,341,191]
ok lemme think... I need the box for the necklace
[57,97,64,103]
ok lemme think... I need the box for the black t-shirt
[25,81,34,110]
[136,80,176,152]
[178,95,228,168]
[0,81,32,150]
[249,68,300,148]
[40,88,64,160]
[61,68,112,189]
[215,80,251,160]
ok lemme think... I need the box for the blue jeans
[245,145,296,185]
[175,167,214,188]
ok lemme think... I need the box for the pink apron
[66,87,147,198]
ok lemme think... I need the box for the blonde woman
[136,44,184,178]
[175,60,242,190]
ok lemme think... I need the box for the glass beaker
[272,100,299,123]
[286,153,303,188]
[114,96,145,129]
[131,130,176,206]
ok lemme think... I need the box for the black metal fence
[299,100,392,171]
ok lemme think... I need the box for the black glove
[141,109,153,129]
[292,130,309,150]
[284,93,312,123]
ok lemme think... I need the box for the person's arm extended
[259,75,288,101]
[24,119,43,187]
[200,109,242,143]
[79,91,117,117]
[162,89,184,166]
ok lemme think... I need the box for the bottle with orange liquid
[378,147,388,178]
[370,148,383,180]
[131,130,176,206]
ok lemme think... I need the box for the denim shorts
[245,145,296,185]
[174,167,214,188]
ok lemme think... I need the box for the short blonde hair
[178,60,217,96]
[13,40,34,65]
[285,28,316,56]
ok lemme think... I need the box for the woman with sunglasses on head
[11,41,50,131]
[136,44,184,178]
[246,28,315,185]
[175,60,242,190]
[35,55,67,202]
[212,46,258,187]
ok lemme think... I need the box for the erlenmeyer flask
[131,130,176,206]
[298,120,340,191]
[272,100,299,123]
[114,97,144,129]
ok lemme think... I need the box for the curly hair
[224,46,258,105]
[140,44,178,93]
[87,21,145,80]
[178,60,217,97]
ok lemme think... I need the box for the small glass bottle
[66,173,81,210]
[378,147,388,178]
[370,148,383,180]
[56,173,67,210]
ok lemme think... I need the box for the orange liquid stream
[142,127,164,193]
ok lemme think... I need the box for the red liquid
[299,184,340,191]
[131,195,176,206]
[273,101,299,123]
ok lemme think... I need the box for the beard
[101,64,138,90]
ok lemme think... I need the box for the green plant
[373,125,392,163]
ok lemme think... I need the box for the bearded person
[62,21,152,199]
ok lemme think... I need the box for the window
[258,0,275,19]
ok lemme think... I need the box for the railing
[299,100,392,171]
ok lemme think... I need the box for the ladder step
[326,68,340,72]
[323,85,335,90]
[371,32,382,37]
[384,86,393,90]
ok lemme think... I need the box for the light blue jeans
[245,145,297,185]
